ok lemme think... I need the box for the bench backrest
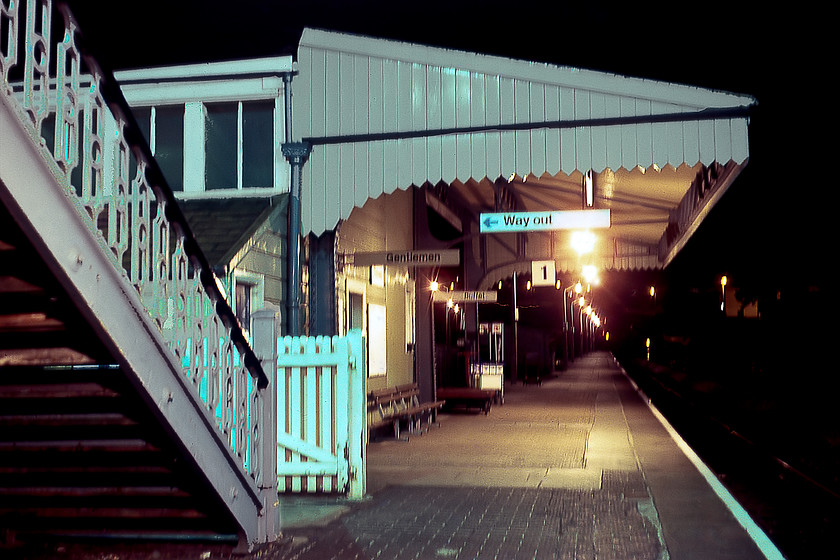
[368,383,421,415]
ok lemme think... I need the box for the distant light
[582,265,599,284]
[571,230,597,255]
[430,281,439,292]
[649,286,656,297]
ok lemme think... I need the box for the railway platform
[13,352,783,559]
[273,351,782,559]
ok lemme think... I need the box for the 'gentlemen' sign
[353,249,460,267]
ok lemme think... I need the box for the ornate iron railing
[1,0,268,483]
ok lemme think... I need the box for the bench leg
[394,420,409,442]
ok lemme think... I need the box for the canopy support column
[282,142,311,336]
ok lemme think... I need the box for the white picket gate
[275,330,366,498]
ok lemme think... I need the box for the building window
[235,281,252,337]
[133,105,184,191]
[204,100,274,191]
[232,272,264,341]
[367,303,387,378]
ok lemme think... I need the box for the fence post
[347,329,367,499]
[251,308,280,542]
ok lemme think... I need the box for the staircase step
[0,348,98,367]
[0,202,242,542]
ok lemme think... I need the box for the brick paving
[265,479,663,560]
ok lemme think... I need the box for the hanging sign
[433,290,498,303]
[480,209,610,233]
[531,260,556,287]
[353,249,460,267]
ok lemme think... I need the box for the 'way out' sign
[479,209,610,233]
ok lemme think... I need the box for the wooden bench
[437,387,496,415]
[367,383,445,440]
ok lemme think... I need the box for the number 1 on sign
[531,260,556,287]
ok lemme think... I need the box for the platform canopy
[293,28,755,270]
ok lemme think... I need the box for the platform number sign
[531,260,556,287]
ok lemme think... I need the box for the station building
[110,27,755,402]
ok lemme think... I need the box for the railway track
[621,358,840,560]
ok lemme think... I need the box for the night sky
[68,0,831,294]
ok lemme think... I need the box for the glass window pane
[242,101,274,188]
[154,105,184,191]
[205,102,237,190]
[235,282,252,336]
[133,107,152,146]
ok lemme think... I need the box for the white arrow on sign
[480,209,610,233]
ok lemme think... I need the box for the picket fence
[275,330,367,498]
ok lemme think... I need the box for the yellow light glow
[570,230,597,255]
[582,265,598,284]
[430,281,439,292]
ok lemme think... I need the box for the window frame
[130,97,283,196]
[231,271,264,340]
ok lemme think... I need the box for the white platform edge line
[618,363,787,560]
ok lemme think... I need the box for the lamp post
[561,282,582,363]
[429,280,440,400]
[720,275,728,313]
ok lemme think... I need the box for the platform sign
[353,249,460,267]
[479,209,610,233]
[433,290,498,303]
[531,260,556,287]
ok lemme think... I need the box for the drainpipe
[281,72,310,336]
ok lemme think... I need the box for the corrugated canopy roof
[293,28,756,270]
